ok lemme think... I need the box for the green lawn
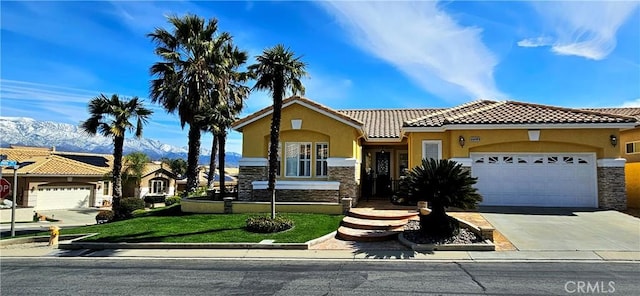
[29,211,343,243]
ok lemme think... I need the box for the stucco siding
[626,162,640,208]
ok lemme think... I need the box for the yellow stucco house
[232,97,637,210]
[0,146,113,210]
[586,107,640,208]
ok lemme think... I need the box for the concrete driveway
[481,207,640,251]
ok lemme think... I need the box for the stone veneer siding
[252,189,338,202]
[597,167,627,210]
[238,166,267,201]
[328,166,358,205]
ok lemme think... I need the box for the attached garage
[36,185,94,210]
[471,153,597,207]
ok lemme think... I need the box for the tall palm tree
[148,14,232,195]
[248,44,308,218]
[123,152,150,198]
[81,94,152,218]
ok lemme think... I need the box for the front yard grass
[24,212,343,244]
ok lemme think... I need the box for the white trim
[450,157,472,167]
[252,180,340,190]
[239,158,268,167]
[326,158,358,167]
[528,130,540,141]
[596,158,626,168]
[364,137,405,143]
[403,122,637,132]
[421,140,442,160]
[233,99,364,132]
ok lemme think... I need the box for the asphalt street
[1,259,638,295]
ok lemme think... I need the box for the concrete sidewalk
[1,242,638,262]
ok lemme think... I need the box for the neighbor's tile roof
[0,146,112,176]
[404,100,637,127]
[583,108,640,121]
[339,108,441,138]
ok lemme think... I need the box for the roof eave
[403,122,637,132]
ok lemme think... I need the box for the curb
[56,231,338,251]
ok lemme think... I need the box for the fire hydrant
[48,225,60,246]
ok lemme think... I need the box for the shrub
[165,196,182,206]
[144,195,166,204]
[246,216,294,233]
[400,158,482,237]
[118,197,145,219]
[95,210,114,224]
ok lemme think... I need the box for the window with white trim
[150,179,167,194]
[627,141,640,154]
[102,181,109,196]
[421,140,442,160]
[285,142,311,177]
[316,143,329,177]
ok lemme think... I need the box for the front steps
[337,209,419,242]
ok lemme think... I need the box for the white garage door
[37,185,92,210]
[471,153,597,207]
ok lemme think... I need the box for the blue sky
[2,1,639,154]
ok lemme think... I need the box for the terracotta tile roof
[339,108,441,138]
[232,96,363,130]
[404,100,637,127]
[583,108,640,121]
[0,146,112,176]
[122,162,175,178]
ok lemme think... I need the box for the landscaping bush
[95,210,114,224]
[165,196,181,206]
[144,195,166,204]
[118,197,145,219]
[246,216,294,233]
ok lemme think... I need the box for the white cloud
[517,37,552,48]
[621,98,640,108]
[523,2,640,60]
[319,1,505,101]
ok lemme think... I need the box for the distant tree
[401,158,482,237]
[248,44,307,219]
[149,14,233,196]
[123,152,150,198]
[160,157,187,178]
[81,94,152,219]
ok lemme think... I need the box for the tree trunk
[112,135,124,218]
[218,132,226,198]
[186,124,202,196]
[207,134,218,188]
[267,76,285,219]
[419,200,458,237]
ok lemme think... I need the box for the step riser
[348,212,418,221]
[337,231,399,242]
[341,221,405,231]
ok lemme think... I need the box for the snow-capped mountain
[0,117,241,167]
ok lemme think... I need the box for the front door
[375,151,391,196]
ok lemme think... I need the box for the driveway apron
[481,207,640,251]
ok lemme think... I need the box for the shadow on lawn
[87,226,245,243]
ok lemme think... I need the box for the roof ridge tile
[443,101,506,123]
[405,100,496,125]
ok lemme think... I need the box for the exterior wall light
[459,135,465,147]
[610,135,618,147]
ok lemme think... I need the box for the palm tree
[123,152,150,198]
[248,44,308,218]
[148,14,233,195]
[160,157,187,178]
[80,94,152,218]
[401,158,482,237]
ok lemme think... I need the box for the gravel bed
[403,220,482,245]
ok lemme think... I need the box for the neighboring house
[0,146,113,210]
[175,166,239,193]
[123,162,178,199]
[585,108,640,208]
[232,96,637,210]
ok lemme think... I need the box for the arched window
[149,178,167,194]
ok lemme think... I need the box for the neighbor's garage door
[471,153,597,207]
[37,185,92,210]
